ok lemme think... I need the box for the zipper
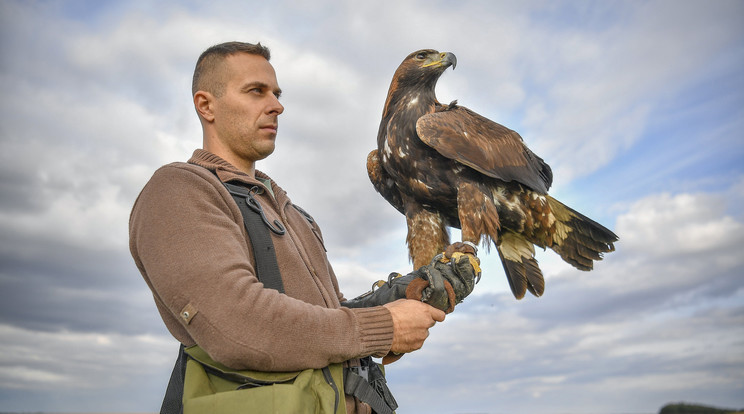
[322,366,340,414]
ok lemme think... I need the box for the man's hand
[383,299,445,354]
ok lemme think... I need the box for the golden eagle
[367,49,618,299]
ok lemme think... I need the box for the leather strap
[343,357,398,414]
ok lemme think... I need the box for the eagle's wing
[416,106,553,194]
[367,150,406,215]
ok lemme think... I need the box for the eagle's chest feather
[380,107,460,203]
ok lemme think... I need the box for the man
[129,41,478,413]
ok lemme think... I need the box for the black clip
[245,190,286,235]
[225,183,286,236]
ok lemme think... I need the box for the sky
[0,0,742,413]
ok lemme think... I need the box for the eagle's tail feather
[497,233,545,299]
[547,196,618,271]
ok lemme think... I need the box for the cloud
[386,187,744,413]
[0,323,176,411]
[511,1,744,182]
[617,192,744,257]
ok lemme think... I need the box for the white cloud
[0,183,130,251]
[617,192,744,257]
[332,261,389,299]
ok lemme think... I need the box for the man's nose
[267,95,284,115]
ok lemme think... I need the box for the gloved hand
[341,242,481,313]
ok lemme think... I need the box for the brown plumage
[367,49,618,299]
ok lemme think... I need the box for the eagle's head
[392,49,457,91]
[383,49,457,118]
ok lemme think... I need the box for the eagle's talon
[431,253,445,265]
[462,241,478,255]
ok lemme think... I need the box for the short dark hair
[192,41,271,97]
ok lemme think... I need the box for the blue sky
[0,0,742,413]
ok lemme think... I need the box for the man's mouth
[260,124,278,134]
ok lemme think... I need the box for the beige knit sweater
[129,149,394,372]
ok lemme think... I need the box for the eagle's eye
[415,52,427,60]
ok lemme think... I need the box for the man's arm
[130,164,393,371]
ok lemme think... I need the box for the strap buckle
[349,365,369,382]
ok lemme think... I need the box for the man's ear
[194,91,215,122]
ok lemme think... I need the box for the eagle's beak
[442,52,457,70]
[423,52,457,70]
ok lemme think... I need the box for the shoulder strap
[223,182,285,294]
[160,179,286,414]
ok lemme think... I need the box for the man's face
[211,53,284,164]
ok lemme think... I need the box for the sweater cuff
[352,306,394,358]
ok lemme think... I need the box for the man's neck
[202,141,255,177]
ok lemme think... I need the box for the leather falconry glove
[342,242,481,313]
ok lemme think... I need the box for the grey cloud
[0,321,176,411]
[386,284,743,413]
[382,187,744,412]
[0,160,47,213]
[0,234,162,335]
[510,252,744,326]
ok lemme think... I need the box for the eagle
[367,49,618,299]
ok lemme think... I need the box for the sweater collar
[188,149,288,203]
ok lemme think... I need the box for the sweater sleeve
[129,164,393,371]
